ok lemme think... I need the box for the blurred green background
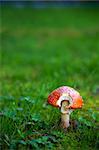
[0,4,99,150]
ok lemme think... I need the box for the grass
[0,7,99,149]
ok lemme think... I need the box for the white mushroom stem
[61,101,72,129]
[61,112,70,128]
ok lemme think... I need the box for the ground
[0,7,99,149]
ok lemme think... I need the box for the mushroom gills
[61,100,69,114]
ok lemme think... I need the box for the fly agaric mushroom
[47,86,83,129]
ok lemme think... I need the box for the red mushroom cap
[47,86,83,109]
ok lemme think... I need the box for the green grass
[0,7,99,149]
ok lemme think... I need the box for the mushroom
[47,86,83,129]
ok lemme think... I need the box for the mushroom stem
[61,113,70,128]
[61,101,70,128]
